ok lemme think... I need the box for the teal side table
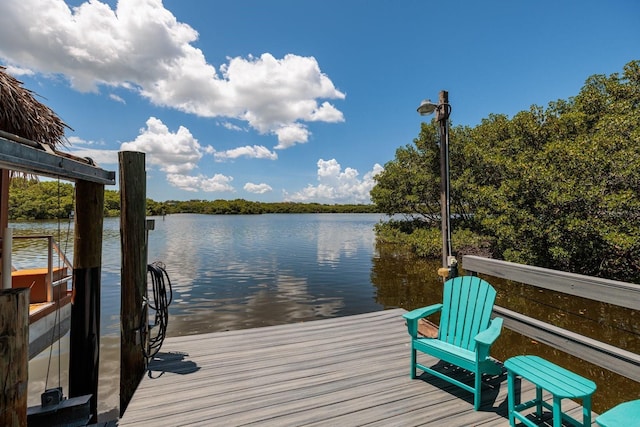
[504,355,596,427]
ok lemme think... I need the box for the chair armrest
[403,304,442,338]
[403,304,443,321]
[474,317,503,360]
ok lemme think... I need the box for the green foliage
[371,122,442,223]
[9,180,122,219]
[372,60,640,282]
[375,220,494,260]
[9,179,74,220]
[104,189,120,217]
[157,199,377,215]
[7,181,378,220]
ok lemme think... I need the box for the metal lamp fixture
[416,99,438,116]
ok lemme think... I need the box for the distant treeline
[7,179,377,220]
[148,198,378,215]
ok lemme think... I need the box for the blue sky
[1,1,638,203]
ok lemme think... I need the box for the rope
[45,177,66,393]
[141,261,173,361]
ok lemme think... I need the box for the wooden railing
[462,255,640,383]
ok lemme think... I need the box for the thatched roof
[0,65,69,149]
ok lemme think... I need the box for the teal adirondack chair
[403,275,504,410]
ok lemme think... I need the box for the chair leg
[474,371,482,411]
[410,348,417,379]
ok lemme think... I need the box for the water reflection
[370,241,444,309]
[145,214,384,332]
[316,216,375,265]
[21,214,639,418]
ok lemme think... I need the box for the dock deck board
[118,309,594,426]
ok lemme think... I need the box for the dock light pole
[417,90,456,279]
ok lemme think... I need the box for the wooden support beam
[0,169,9,288]
[69,179,104,424]
[0,137,115,185]
[119,151,148,416]
[0,288,29,426]
[0,169,8,232]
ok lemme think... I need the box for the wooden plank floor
[118,309,595,426]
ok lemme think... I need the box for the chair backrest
[438,276,497,351]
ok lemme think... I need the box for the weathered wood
[1,227,11,290]
[0,136,115,185]
[463,255,640,310]
[0,168,9,289]
[0,137,115,185]
[0,169,8,233]
[0,288,29,427]
[119,151,148,416]
[118,310,592,426]
[69,179,105,424]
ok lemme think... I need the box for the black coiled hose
[141,261,173,361]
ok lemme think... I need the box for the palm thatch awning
[0,66,114,184]
[0,66,68,149]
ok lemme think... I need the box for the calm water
[21,213,405,418]
[15,214,396,338]
[16,213,639,419]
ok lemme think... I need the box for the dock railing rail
[462,255,640,383]
[13,234,73,302]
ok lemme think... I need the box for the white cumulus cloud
[167,173,234,193]
[120,117,213,174]
[0,0,345,148]
[119,117,237,193]
[286,159,384,204]
[214,145,277,162]
[274,123,310,150]
[244,183,273,194]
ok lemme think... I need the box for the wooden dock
[118,309,594,426]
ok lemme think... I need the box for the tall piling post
[119,151,147,416]
[1,168,10,289]
[69,179,105,424]
[0,288,29,426]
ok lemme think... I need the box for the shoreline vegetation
[7,180,379,220]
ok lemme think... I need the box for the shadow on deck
[117,309,593,426]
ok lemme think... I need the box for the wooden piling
[1,168,10,288]
[0,169,9,233]
[69,179,104,424]
[0,288,29,427]
[118,151,147,416]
